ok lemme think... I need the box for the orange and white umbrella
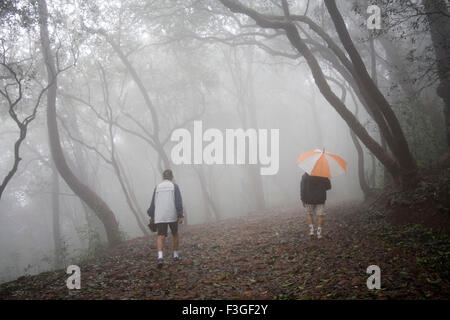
[297,149,347,178]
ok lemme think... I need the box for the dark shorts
[156,222,178,236]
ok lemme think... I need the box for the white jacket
[148,180,183,223]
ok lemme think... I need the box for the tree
[0,41,51,200]
[224,47,266,210]
[58,65,151,236]
[38,0,121,247]
[50,164,63,268]
[326,75,373,198]
[218,0,417,188]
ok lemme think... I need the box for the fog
[0,0,446,284]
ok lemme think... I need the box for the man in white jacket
[147,169,184,269]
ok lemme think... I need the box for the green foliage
[390,168,450,216]
[0,0,37,31]
[365,200,450,283]
[394,98,447,167]
[380,223,450,282]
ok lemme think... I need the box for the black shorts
[156,222,178,236]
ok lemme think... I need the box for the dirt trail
[0,202,448,299]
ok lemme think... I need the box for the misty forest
[0,0,449,300]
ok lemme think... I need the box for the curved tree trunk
[328,76,373,198]
[82,24,171,171]
[38,0,121,247]
[220,0,418,188]
[65,108,107,248]
[324,0,417,185]
[0,126,26,200]
[98,64,150,236]
[350,131,372,198]
[112,154,150,236]
[284,27,400,180]
[105,36,171,170]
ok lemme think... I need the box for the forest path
[1,202,448,299]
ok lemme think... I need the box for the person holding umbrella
[297,149,346,239]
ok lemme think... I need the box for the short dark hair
[162,169,173,180]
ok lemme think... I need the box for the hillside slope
[0,199,448,300]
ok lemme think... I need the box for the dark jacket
[300,173,331,205]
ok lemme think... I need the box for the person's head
[162,169,174,181]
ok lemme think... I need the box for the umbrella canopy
[297,149,347,178]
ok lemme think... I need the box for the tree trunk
[195,166,220,221]
[112,154,150,236]
[285,27,400,180]
[38,0,121,247]
[369,34,379,187]
[324,0,417,186]
[244,48,266,210]
[350,131,372,198]
[219,0,402,184]
[308,88,324,147]
[329,76,372,198]
[314,41,393,165]
[98,64,150,236]
[51,164,63,269]
[105,36,171,170]
[63,100,107,248]
[424,0,450,148]
[227,47,266,210]
[0,126,26,200]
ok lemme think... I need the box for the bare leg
[157,235,165,253]
[307,214,314,226]
[318,216,323,228]
[172,233,179,252]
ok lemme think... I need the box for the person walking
[148,169,184,268]
[300,172,331,239]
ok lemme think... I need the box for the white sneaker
[309,225,314,236]
[317,228,323,239]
